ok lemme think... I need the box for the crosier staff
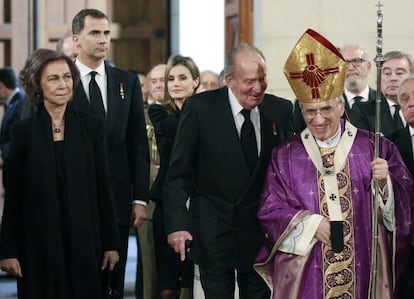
[370,1,384,298]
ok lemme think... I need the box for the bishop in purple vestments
[254,29,414,299]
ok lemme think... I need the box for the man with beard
[340,44,377,113]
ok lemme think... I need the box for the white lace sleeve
[278,214,324,256]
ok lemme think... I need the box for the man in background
[0,67,28,168]
[196,70,219,93]
[0,67,31,222]
[351,50,414,136]
[387,76,414,299]
[131,70,149,104]
[56,33,79,61]
[135,63,166,299]
[340,44,377,111]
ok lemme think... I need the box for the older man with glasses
[340,45,377,112]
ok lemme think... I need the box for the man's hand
[101,250,120,271]
[315,217,331,246]
[371,158,388,187]
[131,204,147,227]
[0,258,22,277]
[167,231,193,261]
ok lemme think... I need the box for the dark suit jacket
[350,92,400,136]
[0,90,33,161]
[163,87,294,272]
[72,63,150,225]
[387,126,414,299]
[293,88,377,134]
[387,126,414,177]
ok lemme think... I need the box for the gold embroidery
[319,147,355,299]
[334,252,344,260]
[146,124,159,165]
[335,274,344,284]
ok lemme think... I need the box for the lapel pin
[120,83,125,100]
[272,122,278,136]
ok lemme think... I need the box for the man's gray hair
[397,76,414,102]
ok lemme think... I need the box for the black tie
[351,96,363,109]
[353,95,363,103]
[392,104,404,130]
[240,109,258,173]
[89,71,105,118]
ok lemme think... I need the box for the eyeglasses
[345,58,367,67]
[302,105,338,120]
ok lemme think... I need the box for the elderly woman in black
[0,49,119,299]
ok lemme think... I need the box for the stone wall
[255,0,414,100]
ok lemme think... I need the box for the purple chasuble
[254,120,413,299]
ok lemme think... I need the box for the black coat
[387,126,414,177]
[350,92,399,136]
[0,91,33,162]
[163,87,294,272]
[72,63,150,225]
[0,105,119,298]
[387,126,414,299]
[147,103,181,201]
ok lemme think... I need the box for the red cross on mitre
[289,53,339,99]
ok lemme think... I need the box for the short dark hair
[72,8,109,34]
[384,51,414,74]
[19,49,80,107]
[0,67,17,89]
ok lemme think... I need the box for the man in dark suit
[163,44,294,299]
[387,76,414,299]
[351,50,414,136]
[293,44,377,134]
[0,67,32,225]
[0,67,32,167]
[71,9,150,298]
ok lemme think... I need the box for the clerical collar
[315,125,341,148]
